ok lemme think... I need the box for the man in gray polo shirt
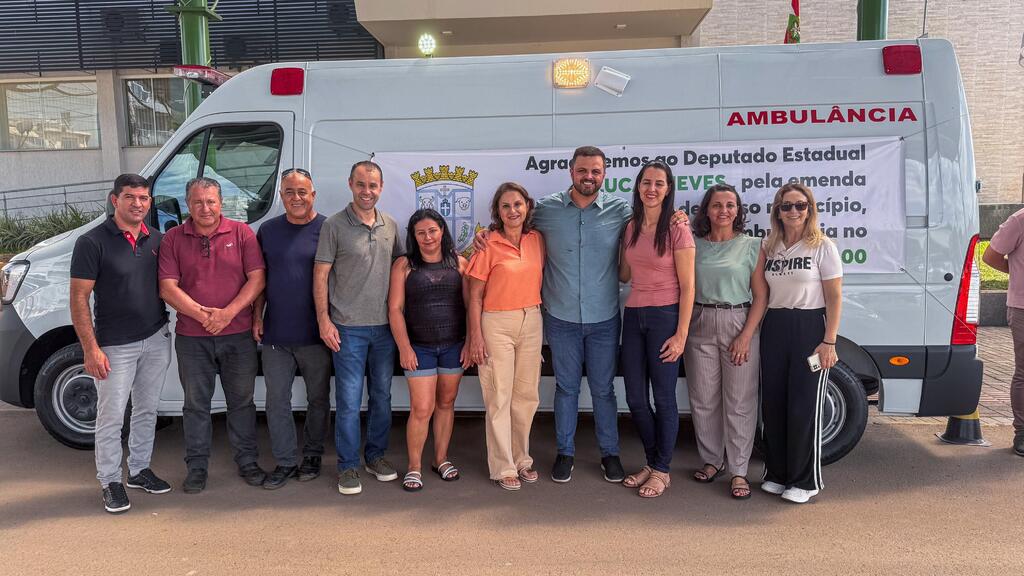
[314,160,404,495]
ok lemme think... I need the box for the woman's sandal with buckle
[639,471,670,498]
[692,463,724,483]
[402,471,423,492]
[624,466,652,488]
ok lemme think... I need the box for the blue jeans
[621,305,680,473]
[332,324,396,472]
[545,312,621,457]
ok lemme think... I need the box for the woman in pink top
[617,161,696,498]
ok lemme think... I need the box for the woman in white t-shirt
[759,182,843,504]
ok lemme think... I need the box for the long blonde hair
[764,182,827,253]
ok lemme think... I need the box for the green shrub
[977,240,1009,291]
[0,207,101,254]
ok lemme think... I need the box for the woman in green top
[684,184,768,499]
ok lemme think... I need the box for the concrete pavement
[1,410,1022,575]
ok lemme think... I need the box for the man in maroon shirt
[158,177,267,493]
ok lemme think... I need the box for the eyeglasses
[200,236,210,258]
[281,167,312,178]
[779,202,809,212]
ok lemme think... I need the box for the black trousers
[759,308,828,491]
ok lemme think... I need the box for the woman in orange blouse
[466,182,545,491]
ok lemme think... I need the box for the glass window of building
[0,81,100,151]
[124,77,187,147]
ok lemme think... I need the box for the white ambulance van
[0,39,983,464]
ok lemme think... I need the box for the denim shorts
[405,341,465,378]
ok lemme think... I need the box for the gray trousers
[683,306,760,477]
[1007,308,1024,435]
[95,326,172,487]
[176,332,259,471]
[262,343,333,466]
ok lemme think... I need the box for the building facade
[0,0,1020,207]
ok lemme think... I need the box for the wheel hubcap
[820,380,847,446]
[52,364,97,434]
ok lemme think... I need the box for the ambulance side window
[149,123,282,231]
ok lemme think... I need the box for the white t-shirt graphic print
[762,238,843,309]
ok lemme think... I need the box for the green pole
[857,0,888,41]
[166,0,222,116]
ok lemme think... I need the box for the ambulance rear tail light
[882,45,922,75]
[951,234,980,345]
[271,67,304,96]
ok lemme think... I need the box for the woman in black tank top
[388,209,470,492]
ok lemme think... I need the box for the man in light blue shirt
[532,146,630,484]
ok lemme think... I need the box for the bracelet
[822,340,836,346]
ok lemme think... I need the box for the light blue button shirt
[532,189,632,324]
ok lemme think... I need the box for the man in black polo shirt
[70,173,172,514]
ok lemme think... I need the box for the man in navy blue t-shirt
[254,168,332,489]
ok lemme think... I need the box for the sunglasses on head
[779,202,809,212]
[281,167,312,178]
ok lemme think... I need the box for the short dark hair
[349,160,383,185]
[488,182,535,233]
[569,146,606,168]
[185,176,222,201]
[111,173,149,198]
[692,183,746,238]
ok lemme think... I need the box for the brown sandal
[638,471,670,498]
[624,466,652,488]
[693,463,724,483]
[731,476,751,500]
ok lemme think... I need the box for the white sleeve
[818,240,844,280]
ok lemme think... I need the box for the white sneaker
[761,481,785,495]
[780,487,819,503]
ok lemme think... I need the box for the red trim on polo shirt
[121,221,150,251]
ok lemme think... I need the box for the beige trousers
[683,305,760,477]
[478,306,543,480]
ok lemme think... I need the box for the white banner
[374,137,905,273]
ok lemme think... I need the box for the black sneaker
[551,454,574,483]
[102,482,131,514]
[183,468,208,494]
[297,456,321,482]
[263,466,298,490]
[601,455,625,483]
[1014,434,1024,457]
[126,468,172,494]
[239,463,267,487]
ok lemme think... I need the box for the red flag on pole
[785,0,801,44]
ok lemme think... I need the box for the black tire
[752,361,868,466]
[820,361,868,465]
[33,343,96,450]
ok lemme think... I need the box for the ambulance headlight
[1,261,29,305]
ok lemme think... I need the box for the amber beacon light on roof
[552,58,591,88]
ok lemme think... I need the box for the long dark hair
[405,209,459,270]
[488,182,535,233]
[692,183,746,238]
[626,161,676,256]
